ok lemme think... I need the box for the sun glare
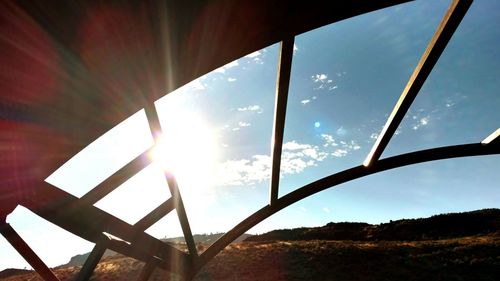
[149,108,218,201]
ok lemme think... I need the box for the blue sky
[1,0,499,271]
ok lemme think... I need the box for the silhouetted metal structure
[1,0,498,280]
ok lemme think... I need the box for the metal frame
[0,222,60,281]
[3,0,498,280]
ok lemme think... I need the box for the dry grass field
[3,209,499,280]
[2,233,499,281]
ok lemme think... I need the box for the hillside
[163,233,251,245]
[1,209,499,281]
[245,209,500,242]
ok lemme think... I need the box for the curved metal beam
[198,142,499,270]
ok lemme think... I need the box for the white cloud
[216,155,271,186]
[323,207,331,213]
[187,78,206,90]
[216,136,362,186]
[312,73,338,91]
[321,134,338,147]
[216,140,328,186]
[214,60,239,74]
[253,57,264,64]
[237,105,262,113]
[323,135,360,157]
[280,141,327,174]
[412,115,430,130]
[238,122,251,127]
[332,149,348,158]
[299,206,307,212]
[346,140,361,150]
[312,74,328,83]
[293,44,299,54]
[245,51,261,58]
[282,141,311,151]
[301,99,310,105]
[228,77,237,82]
[370,133,379,140]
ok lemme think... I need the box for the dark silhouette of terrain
[0,269,31,280]
[163,232,251,245]
[245,208,500,242]
[1,209,499,281]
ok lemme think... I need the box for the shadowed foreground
[2,233,499,281]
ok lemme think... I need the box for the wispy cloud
[228,77,237,82]
[186,78,206,90]
[332,149,348,158]
[245,51,261,58]
[229,121,251,132]
[253,57,264,65]
[301,99,310,105]
[237,105,262,113]
[322,207,331,213]
[244,50,265,64]
[214,60,239,74]
[293,44,299,55]
[216,155,271,186]
[216,140,328,186]
[217,133,364,186]
[281,141,328,174]
[321,134,338,147]
[312,74,328,83]
[412,116,430,130]
[311,73,338,90]
[321,134,361,158]
[238,122,251,127]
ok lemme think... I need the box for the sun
[149,108,218,202]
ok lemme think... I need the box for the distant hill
[246,209,500,242]
[163,233,251,245]
[2,209,499,281]
[0,269,32,280]
[55,233,251,268]
[59,249,116,268]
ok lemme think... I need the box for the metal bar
[144,103,198,264]
[0,222,60,281]
[165,174,198,259]
[134,197,175,232]
[79,149,152,205]
[137,262,156,281]
[363,0,473,167]
[481,128,500,145]
[75,236,109,281]
[269,36,295,206]
[24,184,190,273]
[144,104,163,139]
[199,141,499,269]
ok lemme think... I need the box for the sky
[1,0,499,271]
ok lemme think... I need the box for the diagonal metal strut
[269,36,295,206]
[144,104,198,260]
[363,0,473,167]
